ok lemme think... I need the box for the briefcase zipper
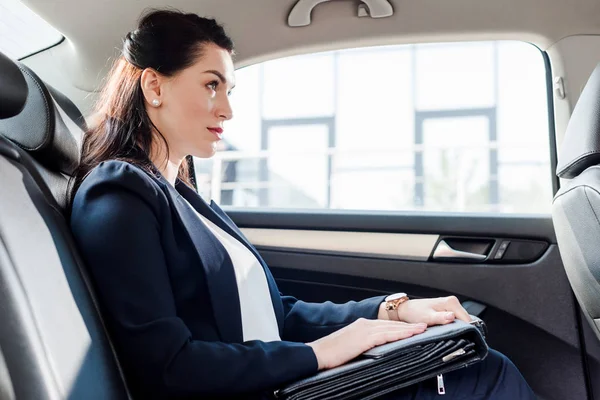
[437,374,446,395]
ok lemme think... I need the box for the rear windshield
[0,0,63,59]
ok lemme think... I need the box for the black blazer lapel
[158,178,243,343]
[207,199,285,330]
[176,182,285,330]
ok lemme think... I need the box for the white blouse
[184,199,281,343]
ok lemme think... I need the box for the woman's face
[144,43,235,160]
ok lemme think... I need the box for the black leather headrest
[0,52,28,119]
[0,60,85,175]
[557,63,600,179]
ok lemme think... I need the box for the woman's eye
[207,81,218,91]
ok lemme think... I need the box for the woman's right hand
[306,318,428,370]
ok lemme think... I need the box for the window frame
[192,40,558,215]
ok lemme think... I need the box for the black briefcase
[275,318,488,400]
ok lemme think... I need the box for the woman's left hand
[380,296,472,326]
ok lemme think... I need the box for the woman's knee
[482,349,520,379]
[474,349,536,399]
[482,349,510,372]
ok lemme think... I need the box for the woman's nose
[218,97,233,121]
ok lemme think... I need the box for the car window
[194,41,552,214]
[0,0,62,59]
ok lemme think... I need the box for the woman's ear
[140,68,163,107]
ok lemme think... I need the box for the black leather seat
[553,63,600,343]
[0,51,129,399]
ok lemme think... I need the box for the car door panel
[228,210,587,400]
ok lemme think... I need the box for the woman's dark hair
[69,9,234,207]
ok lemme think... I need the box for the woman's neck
[160,159,181,187]
[150,142,182,187]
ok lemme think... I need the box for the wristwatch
[384,293,409,321]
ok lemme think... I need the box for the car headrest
[0,58,85,175]
[557,63,600,179]
[0,51,28,119]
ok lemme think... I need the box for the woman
[69,9,536,400]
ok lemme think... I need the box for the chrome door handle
[432,240,487,261]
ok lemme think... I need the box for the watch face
[385,292,408,302]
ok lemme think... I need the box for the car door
[193,40,596,400]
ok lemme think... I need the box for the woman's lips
[207,127,223,139]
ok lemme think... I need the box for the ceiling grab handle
[358,0,394,18]
[288,0,394,27]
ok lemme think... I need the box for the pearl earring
[152,99,161,107]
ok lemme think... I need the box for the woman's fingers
[443,296,472,322]
[368,323,427,346]
[427,310,456,326]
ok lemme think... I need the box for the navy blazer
[70,160,384,399]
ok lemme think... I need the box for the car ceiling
[20,0,600,92]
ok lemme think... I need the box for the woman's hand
[380,296,472,326]
[306,318,427,370]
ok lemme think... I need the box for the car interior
[1,0,600,399]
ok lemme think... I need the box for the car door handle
[432,240,487,261]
